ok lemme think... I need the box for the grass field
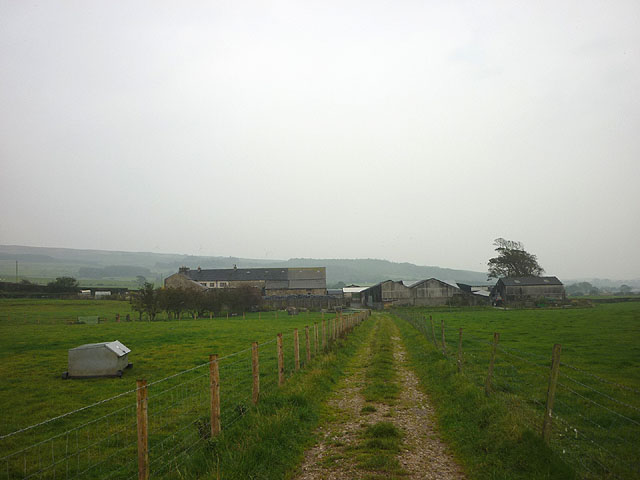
[0,298,356,478]
[1,299,638,479]
[393,303,640,479]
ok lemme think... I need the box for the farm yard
[0,299,638,479]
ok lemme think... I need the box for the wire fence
[1,311,370,479]
[394,310,640,480]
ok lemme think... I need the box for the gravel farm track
[294,314,466,480]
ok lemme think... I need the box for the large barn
[492,276,565,305]
[361,278,481,309]
[164,266,327,296]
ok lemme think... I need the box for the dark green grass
[362,316,400,403]
[0,298,345,478]
[352,421,404,478]
[393,314,575,480]
[395,303,640,479]
[172,318,374,479]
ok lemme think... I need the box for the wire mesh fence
[1,310,370,479]
[394,310,640,480]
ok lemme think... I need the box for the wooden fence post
[484,333,500,395]
[457,328,463,374]
[305,326,311,364]
[542,344,562,443]
[441,319,447,355]
[277,333,284,386]
[322,320,326,350]
[136,379,149,480]
[209,355,220,436]
[314,323,319,355]
[294,328,300,371]
[252,342,260,404]
[430,315,437,348]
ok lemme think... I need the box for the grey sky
[1,0,639,280]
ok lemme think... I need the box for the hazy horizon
[1,1,639,280]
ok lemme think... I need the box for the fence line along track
[393,309,640,480]
[1,310,371,480]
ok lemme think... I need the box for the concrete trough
[62,340,132,379]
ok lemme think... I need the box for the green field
[1,300,638,479]
[393,303,640,479]
[0,298,352,478]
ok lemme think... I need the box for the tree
[47,276,79,292]
[131,282,160,321]
[487,238,544,279]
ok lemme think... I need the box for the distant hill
[0,244,491,286]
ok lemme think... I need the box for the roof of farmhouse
[499,276,563,286]
[183,267,325,282]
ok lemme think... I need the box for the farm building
[361,280,412,309]
[492,276,566,304]
[343,285,369,307]
[164,266,327,296]
[412,278,465,306]
[361,278,487,309]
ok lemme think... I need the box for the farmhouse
[492,276,566,304]
[164,266,327,296]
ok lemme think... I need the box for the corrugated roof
[343,287,368,293]
[186,268,289,282]
[499,276,563,286]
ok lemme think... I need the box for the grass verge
[392,314,576,480]
[173,316,375,479]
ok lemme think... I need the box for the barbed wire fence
[1,311,371,479]
[394,309,640,480]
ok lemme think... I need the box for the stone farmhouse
[491,276,565,305]
[164,266,327,296]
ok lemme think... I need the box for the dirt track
[294,316,466,480]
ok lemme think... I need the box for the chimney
[197,266,202,272]
[178,266,190,274]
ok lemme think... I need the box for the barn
[492,276,566,305]
[411,278,465,306]
[361,278,479,308]
[361,280,412,309]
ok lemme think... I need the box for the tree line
[130,283,263,321]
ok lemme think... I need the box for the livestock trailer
[63,340,132,379]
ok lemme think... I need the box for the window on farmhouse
[220,282,227,287]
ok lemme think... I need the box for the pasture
[394,302,640,479]
[0,299,638,479]
[0,298,351,478]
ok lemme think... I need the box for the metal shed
[63,340,132,379]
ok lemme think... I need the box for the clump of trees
[566,282,635,297]
[131,284,262,321]
[46,276,79,293]
[487,238,544,279]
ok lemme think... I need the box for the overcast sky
[1,0,639,280]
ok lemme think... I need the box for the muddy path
[293,314,466,480]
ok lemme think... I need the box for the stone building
[164,266,327,296]
[411,278,464,306]
[361,278,475,309]
[492,276,565,305]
